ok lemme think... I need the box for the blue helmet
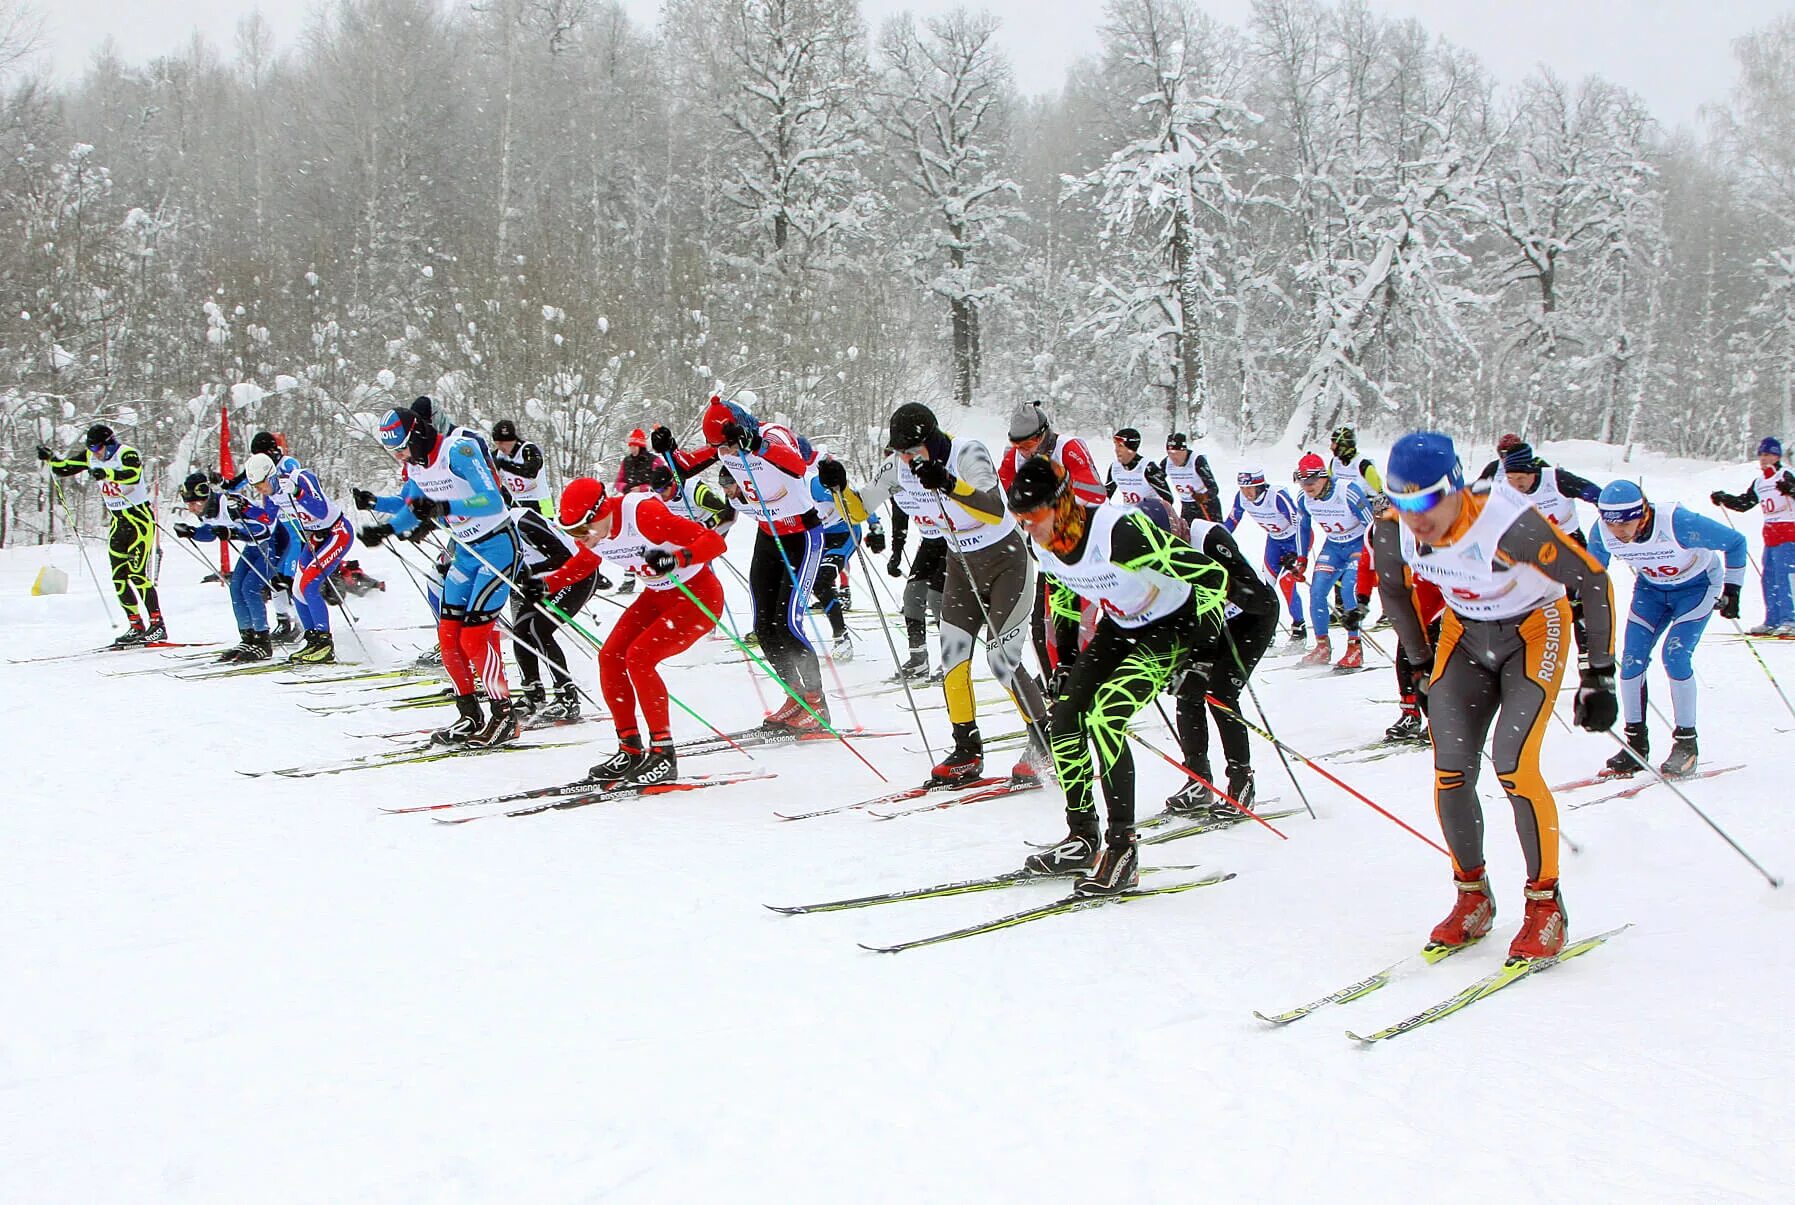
[1596,479,1647,524]
[377,407,414,450]
[1384,431,1463,512]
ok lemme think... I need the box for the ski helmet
[250,431,282,457]
[1006,454,1066,514]
[1384,431,1464,513]
[244,453,277,486]
[1596,479,1648,525]
[887,403,940,453]
[1007,456,1086,554]
[179,471,212,503]
[491,419,519,443]
[84,423,115,451]
[558,477,609,530]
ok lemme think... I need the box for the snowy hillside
[3,441,1791,1201]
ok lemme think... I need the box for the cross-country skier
[1166,515,1279,816]
[509,503,592,722]
[882,500,946,680]
[491,419,554,516]
[650,463,737,534]
[654,395,828,728]
[828,403,1051,784]
[1225,465,1312,644]
[1162,433,1223,525]
[247,431,302,644]
[1293,452,1371,667]
[1329,426,1384,620]
[242,449,353,665]
[533,477,727,786]
[1711,436,1795,635]
[1483,440,1605,663]
[1374,431,1619,962]
[1588,480,1747,778]
[1006,456,1231,895]
[806,450,883,662]
[39,423,167,645]
[361,406,524,746]
[1106,427,1175,516]
[173,470,281,662]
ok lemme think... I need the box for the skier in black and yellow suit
[40,423,167,645]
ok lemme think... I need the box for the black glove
[1716,582,1742,619]
[887,550,904,578]
[650,425,677,454]
[88,465,105,479]
[1780,476,1795,497]
[271,574,294,593]
[519,576,546,604]
[816,458,848,492]
[352,487,380,510]
[1046,666,1071,699]
[1412,654,1434,715]
[718,420,759,452]
[403,519,436,544]
[1574,666,1618,732]
[865,527,886,555]
[35,444,51,462]
[912,458,953,492]
[1709,490,1732,507]
[646,547,689,575]
[208,470,224,486]
[359,524,391,548]
[409,496,447,521]
[172,522,198,539]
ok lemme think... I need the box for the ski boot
[1507,879,1568,962]
[516,681,547,719]
[930,722,984,787]
[413,645,443,669]
[110,621,148,649]
[1427,869,1494,953]
[243,631,273,661]
[1335,635,1364,670]
[534,684,581,724]
[270,615,300,645]
[1023,815,1101,875]
[830,631,854,662]
[1286,621,1307,647]
[218,629,256,662]
[1075,834,1140,897]
[1009,723,1053,786]
[1300,636,1332,667]
[616,576,636,596]
[839,588,852,613]
[1601,722,1650,778]
[1659,728,1698,778]
[589,744,645,785]
[432,696,485,745]
[1385,708,1426,743]
[891,647,930,681]
[625,746,678,787]
[287,631,335,664]
[1749,621,1777,636]
[766,691,828,732]
[468,700,522,748]
[138,617,167,644]
[1224,763,1256,811]
[1164,779,1216,817]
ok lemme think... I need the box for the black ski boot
[141,617,168,643]
[930,721,984,786]
[625,746,678,787]
[1385,709,1426,743]
[243,630,273,661]
[1659,728,1698,778]
[589,744,645,785]
[616,576,637,595]
[432,695,485,745]
[891,647,930,681]
[516,681,547,718]
[468,700,521,748]
[1286,621,1307,646]
[1023,814,1101,874]
[1165,779,1215,816]
[110,623,148,648]
[1076,834,1140,896]
[534,683,581,724]
[218,629,255,662]
[270,615,300,645]
[1602,722,1650,778]
[1225,763,1256,811]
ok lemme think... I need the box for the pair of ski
[673,724,906,761]
[8,639,215,665]
[242,735,585,778]
[1138,806,1301,846]
[1564,764,1743,811]
[773,773,1044,822]
[1255,924,1632,1043]
[387,767,778,824]
[769,864,1235,953]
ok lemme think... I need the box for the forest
[1,0,1793,542]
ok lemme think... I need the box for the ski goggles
[1598,500,1647,525]
[1237,471,1267,488]
[1293,466,1329,483]
[1385,473,1457,513]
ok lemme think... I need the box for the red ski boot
[1427,870,1493,953]
[1300,636,1332,667]
[1335,636,1364,669]
[1507,879,1568,962]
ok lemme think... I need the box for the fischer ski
[676,725,905,762]
[859,873,1237,954]
[8,640,215,665]
[866,776,1046,819]
[1567,765,1744,810]
[245,738,581,779]
[1345,924,1633,1044]
[1253,940,1480,1026]
[433,768,776,824]
[774,774,1016,821]
[1140,807,1301,846]
[767,864,1204,915]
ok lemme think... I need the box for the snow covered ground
[3,437,1791,1201]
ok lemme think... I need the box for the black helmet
[250,431,281,457]
[887,403,939,452]
[179,471,212,503]
[1331,426,1357,459]
[648,465,676,490]
[84,423,115,450]
[1006,455,1066,513]
[491,419,519,443]
[1113,428,1141,451]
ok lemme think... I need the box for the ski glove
[351,487,380,511]
[1709,490,1736,507]
[1780,475,1795,497]
[1411,655,1434,715]
[35,444,50,462]
[717,421,760,453]
[1290,556,1308,583]
[816,458,848,492]
[172,522,198,540]
[865,528,886,555]
[886,551,904,578]
[409,496,447,521]
[650,426,678,454]
[642,547,690,575]
[912,458,953,492]
[271,574,294,593]
[1716,583,1741,619]
[88,466,106,479]
[359,524,391,548]
[1573,667,1618,732]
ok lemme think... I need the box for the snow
[3,442,1791,1200]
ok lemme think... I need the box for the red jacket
[542,494,727,594]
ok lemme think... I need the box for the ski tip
[1344,1030,1377,1045]
[1250,1010,1284,1025]
[856,942,900,955]
[764,904,802,915]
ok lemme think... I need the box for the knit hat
[1166,432,1189,451]
[1597,479,1647,524]
[1008,400,1049,443]
[492,419,519,443]
[1501,442,1538,475]
[1294,452,1328,481]
[1114,428,1142,451]
[627,428,647,449]
[1758,436,1783,458]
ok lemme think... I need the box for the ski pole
[51,476,124,631]
[836,489,933,763]
[1590,723,1782,888]
[1202,692,1450,858]
[1726,614,1795,723]
[1217,619,1318,821]
[660,568,888,782]
[1137,705,1288,840]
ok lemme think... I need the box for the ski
[1140,807,1302,845]
[179,659,351,682]
[676,725,905,762]
[301,690,453,715]
[7,639,214,665]
[1329,738,1428,765]
[1567,764,1744,811]
[866,776,1046,819]
[904,729,1027,757]
[243,738,582,779]
[434,768,776,824]
[774,774,1014,821]
[767,863,1204,915]
[1253,939,1481,1026]
[859,873,1237,954]
[1345,924,1633,1044]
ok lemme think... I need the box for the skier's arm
[1585,522,1612,571]
[1494,507,1616,670]
[1199,524,1278,616]
[1283,491,1312,559]
[1555,466,1604,504]
[1143,459,1175,507]
[1224,492,1244,533]
[1104,464,1118,498]
[47,451,91,478]
[1057,439,1108,506]
[1358,459,1385,493]
[1712,481,1758,513]
[1194,455,1222,519]
[495,442,544,481]
[1108,510,1229,607]
[637,496,728,569]
[1372,517,1433,667]
[1670,507,1749,587]
[944,441,1007,524]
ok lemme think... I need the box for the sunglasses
[1598,504,1646,525]
[1386,474,1456,513]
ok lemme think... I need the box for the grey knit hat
[1008,400,1050,443]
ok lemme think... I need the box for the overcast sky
[38,0,1794,130]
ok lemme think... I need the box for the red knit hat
[700,396,734,447]
[557,477,610,529]
[627,428,647,449]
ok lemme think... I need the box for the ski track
[2,435,1790,1201]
